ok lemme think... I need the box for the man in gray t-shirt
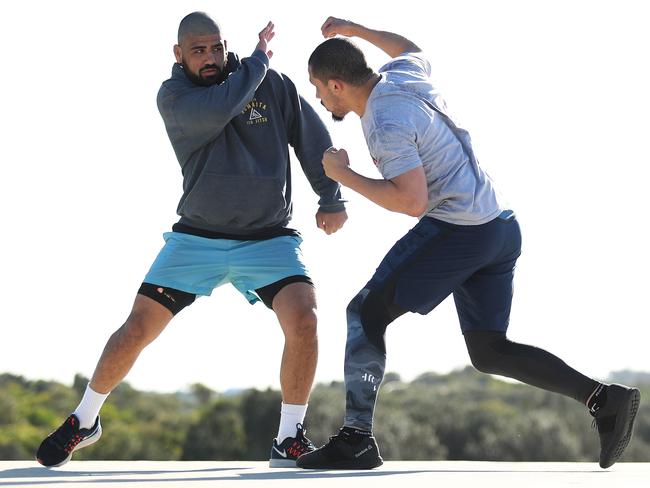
[297,16,640,471]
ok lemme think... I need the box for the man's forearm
[337,169,422,217]
[347,22,420,58]
[170,50,268,136]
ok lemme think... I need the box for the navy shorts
[365,210,522,332]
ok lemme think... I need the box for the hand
[322,147,350,182]
[321,16,358,38]
[256,21,275,59]
[316,210,348,235]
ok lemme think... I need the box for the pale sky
[1,0,649,394]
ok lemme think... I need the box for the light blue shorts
[143,232,310,305]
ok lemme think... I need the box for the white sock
[73,384,110,429]
[276,403,308,443]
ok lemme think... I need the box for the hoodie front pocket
[179,174,288,228]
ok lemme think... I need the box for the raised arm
[181,21,275,126]
[158,23,274,155]
[320,17,420,58]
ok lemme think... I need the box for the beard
[182,58,229,87]
[321,101,345,122]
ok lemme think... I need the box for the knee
[468,348,500,374]
[346,289,396,353]
[283,307,318,342]
[346,292,364,322]
[465,334,507,375]
[117,310,161,348]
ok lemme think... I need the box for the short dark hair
[178,11,221,44]
[309,38,374,86]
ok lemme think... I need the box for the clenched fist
[321,17,358,38]
[322,147,350,182]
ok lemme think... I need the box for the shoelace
[51,424,84,453]
[287,439,312,457]
[63,433,84,454]
[295,425,315,449]
[323,431,347,448]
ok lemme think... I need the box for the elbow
[403,197,428,217]
[392,40,421,56]
[405,42,421,54]
[405,206,427,218]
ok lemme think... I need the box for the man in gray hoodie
[36,12,347,468]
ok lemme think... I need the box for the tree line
[1,368,648,462]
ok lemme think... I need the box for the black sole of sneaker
[600,388,641,469]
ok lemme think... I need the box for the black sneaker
[296,426,383,470]
[36,414,102,467]
[591,384,641,469]
[269,423,315,468]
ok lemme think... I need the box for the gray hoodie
[157,50,345,237]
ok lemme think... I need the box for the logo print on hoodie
[242,98,268,125]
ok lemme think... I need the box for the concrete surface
[1,461,649,487]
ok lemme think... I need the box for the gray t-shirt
[360,52,502,225]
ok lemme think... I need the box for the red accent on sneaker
[63,432,84,454]
[287,440,310,458]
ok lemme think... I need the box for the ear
[173,44,182,64]
[327,78,344,93]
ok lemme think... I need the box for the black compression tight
[463,330,598,404]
